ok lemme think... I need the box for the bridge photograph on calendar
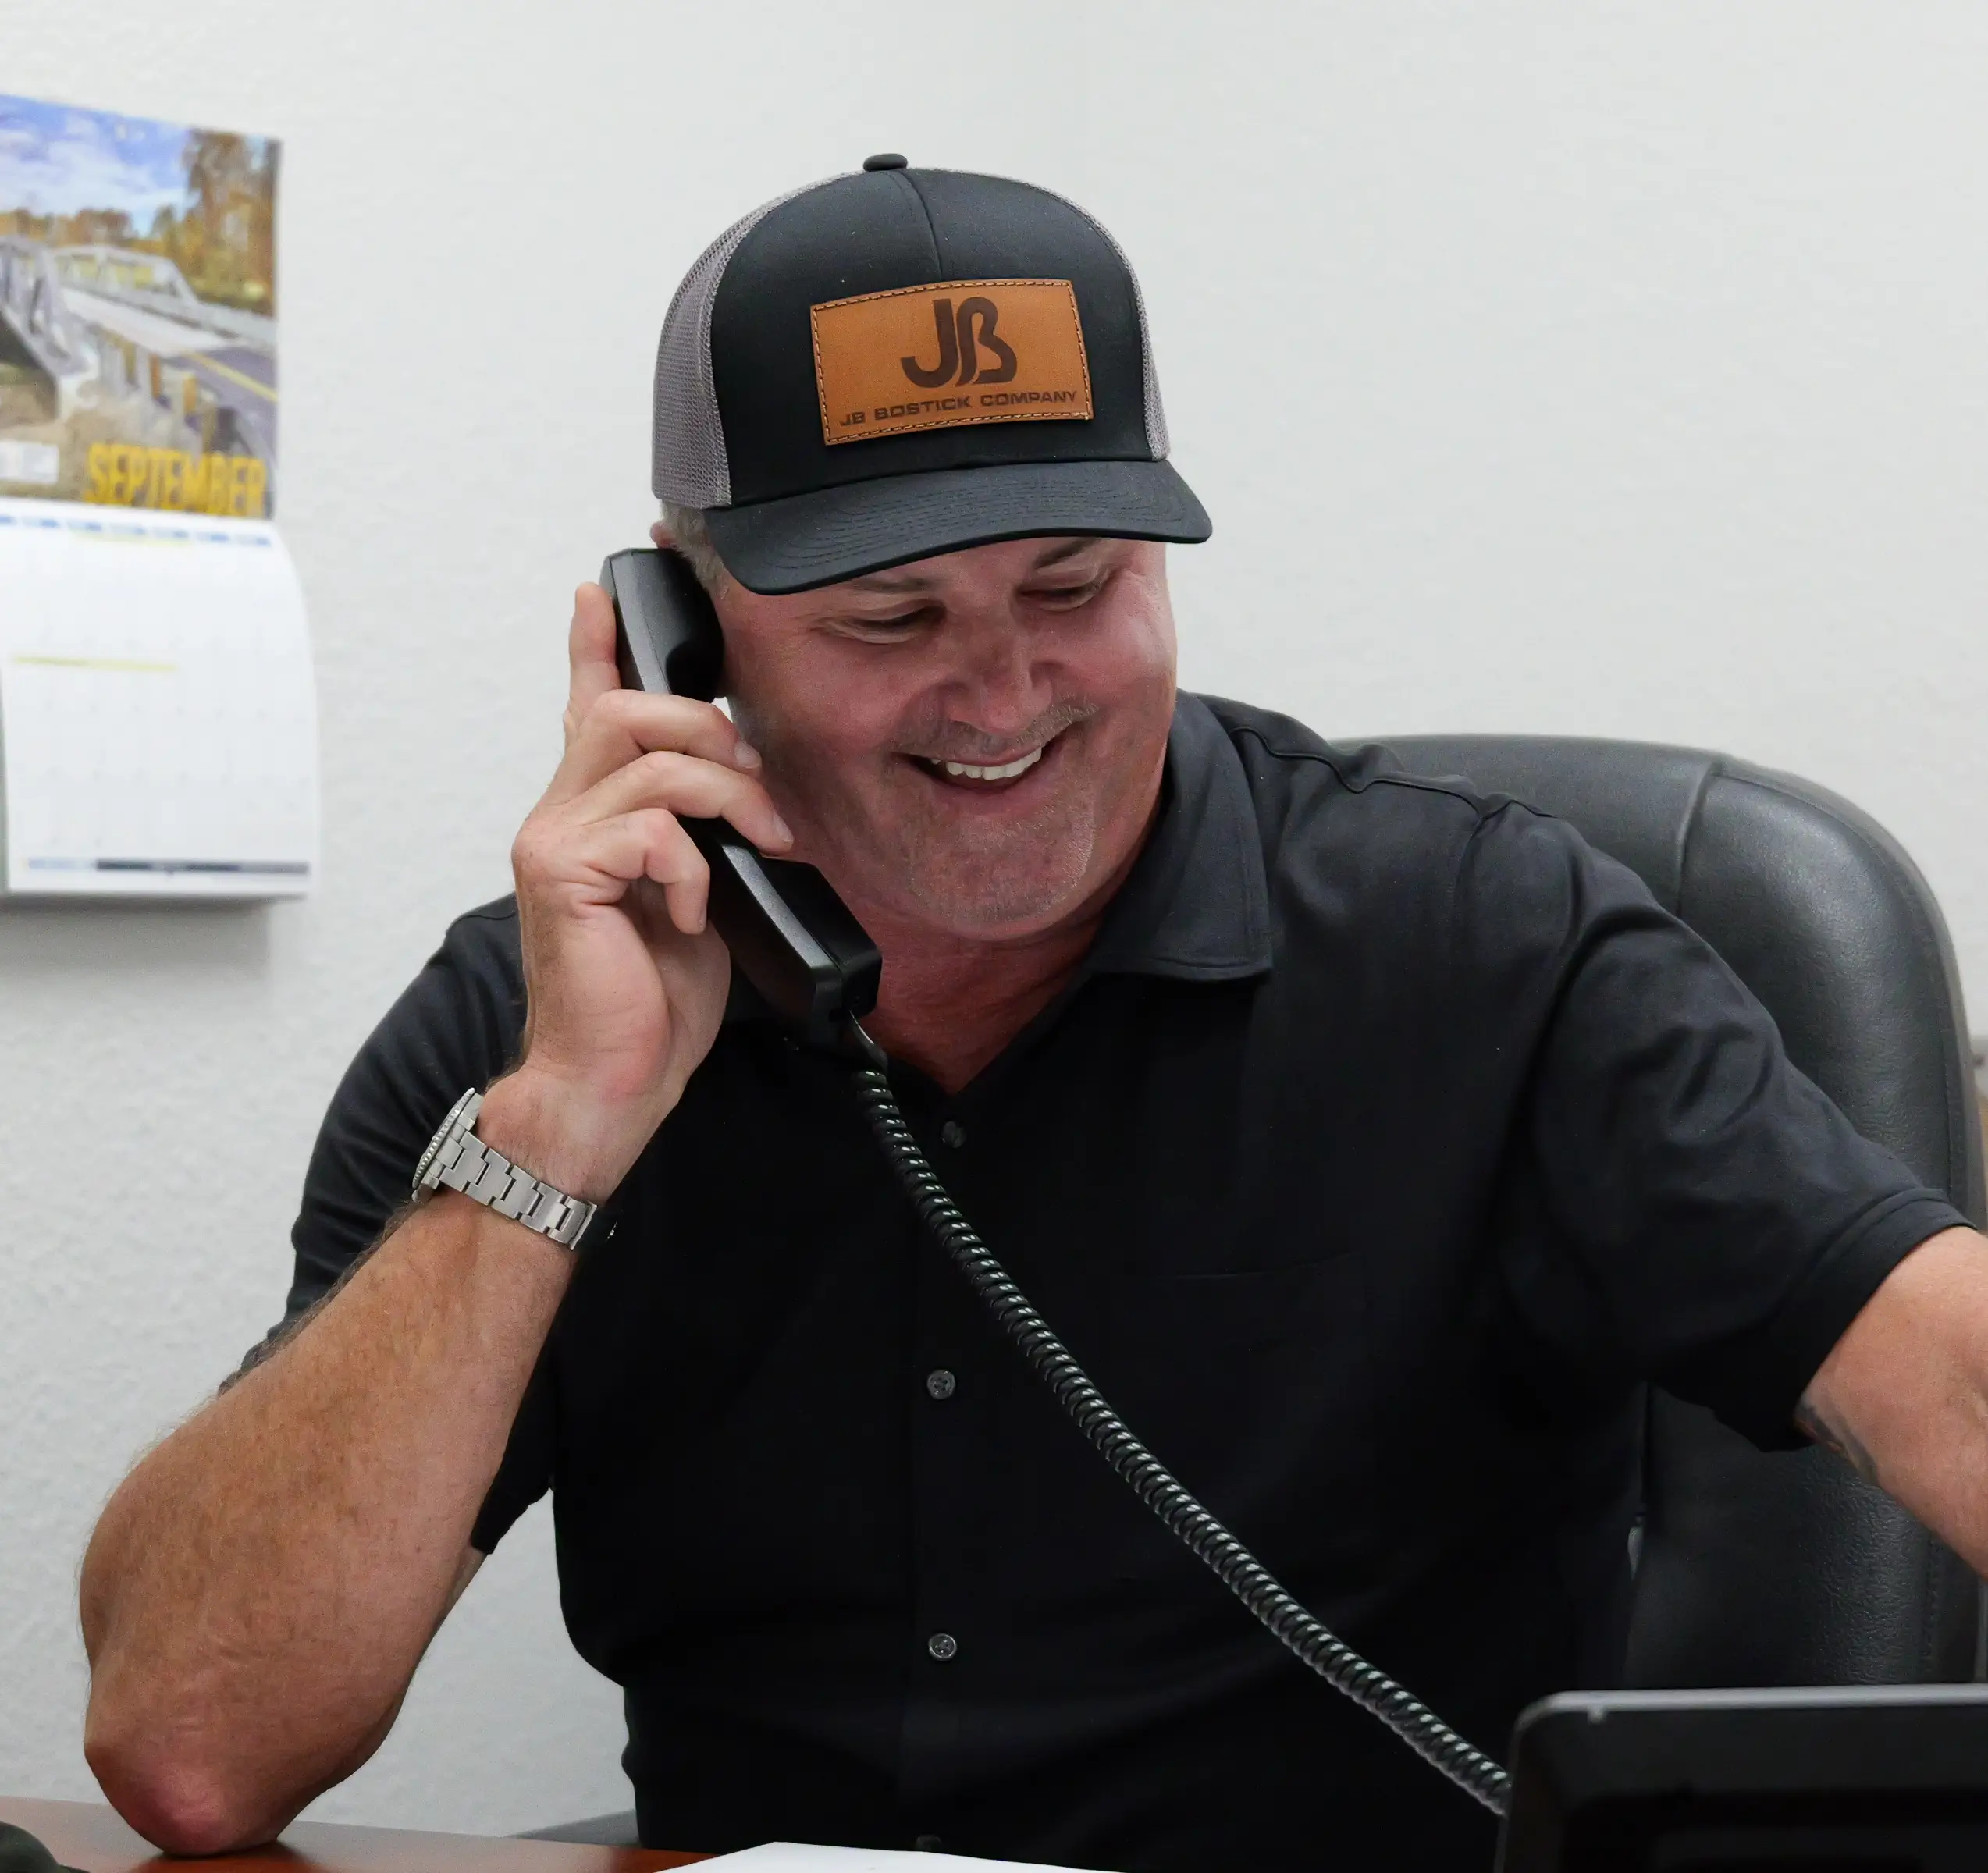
[0,92,277,518]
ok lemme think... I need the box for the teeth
[941,746,1044,782]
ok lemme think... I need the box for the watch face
[413,1089,477,1191]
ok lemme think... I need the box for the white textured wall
[3,0,1986,1839]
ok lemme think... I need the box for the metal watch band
[413,1089,597,1250]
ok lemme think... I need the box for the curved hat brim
[702,458,1211,595]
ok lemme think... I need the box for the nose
[944,614,1050,741]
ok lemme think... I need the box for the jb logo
[813,277,1089,443]
[901,297,1019,387]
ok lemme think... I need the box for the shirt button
[926,1631,958,1661]
[925,1369,957,1400]
[940,1119,966,1148]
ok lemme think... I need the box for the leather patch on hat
[811,279,1094,446]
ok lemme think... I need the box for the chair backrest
[1388,735,1986,1686]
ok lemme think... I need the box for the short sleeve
[237,894,554,1551]
[1468,804,1968,1448]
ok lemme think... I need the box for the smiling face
[711,535,1178,944]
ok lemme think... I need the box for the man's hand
[486,581,791,1200]
[1799,1225,1988,1569]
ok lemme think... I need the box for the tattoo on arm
[1795,1395,1882,1488]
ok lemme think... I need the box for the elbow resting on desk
[79,1510,469,1857]
[82,1728,286,1859]
[75,1182,546,1853]
[82,1690,400,1857]
[79,1512,411,1858]
[76,1462,418,1853]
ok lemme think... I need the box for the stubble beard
[891,784,1101,930]
[804,760,1106,935]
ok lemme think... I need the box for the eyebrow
[842,536,1103,595]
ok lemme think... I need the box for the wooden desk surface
[0,1799,702,1873]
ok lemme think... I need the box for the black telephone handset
[596,543,1509,1821]
[599,549,881,1049]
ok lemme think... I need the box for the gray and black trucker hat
[652,155,1211,594]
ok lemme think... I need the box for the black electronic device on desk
[1498,1685,1988,1871]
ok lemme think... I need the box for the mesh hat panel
[650,176,830,509]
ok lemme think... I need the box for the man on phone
[76,158,1988,1872]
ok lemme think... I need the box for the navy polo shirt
[263,694,1964,1871]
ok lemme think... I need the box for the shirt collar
[1079,691,1273,983]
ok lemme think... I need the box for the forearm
[80,1184,573,1852]
[1801,1226,1988,1574]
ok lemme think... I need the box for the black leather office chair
[531,736,1986,1843]
[1389,736,1986,1687]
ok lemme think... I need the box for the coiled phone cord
[846,1027,1513,1818]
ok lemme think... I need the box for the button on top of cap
[863,152,909,171]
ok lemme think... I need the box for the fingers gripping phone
[599,549,881,1048]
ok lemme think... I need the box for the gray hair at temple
[658,500,729,595]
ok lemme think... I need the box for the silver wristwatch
[412,1088,598,1249]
